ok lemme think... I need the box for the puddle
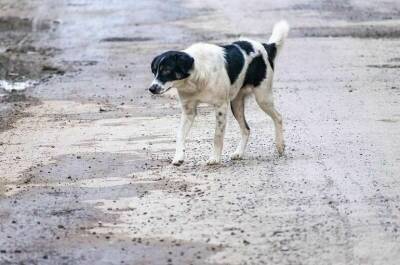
[0,16,64,98]
[0,15,66,132]
[0,80,37,92]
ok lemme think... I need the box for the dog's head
[149,51,194,94]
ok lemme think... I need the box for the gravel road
[1,0,399,264]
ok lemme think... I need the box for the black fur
[242,55,267,88]
[244,119,250,130]
[151,54,163,75]
[221,45,245,85]
[233,41,254,55]
[151,51,194,84]
[262,43,277,70]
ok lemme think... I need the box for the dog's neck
[172,70,201,94]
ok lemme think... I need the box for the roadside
[0,0,66,132]
[1,0,400,264]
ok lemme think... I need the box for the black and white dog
[149,21,289,165]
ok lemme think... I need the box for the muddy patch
[367,64,400,69]
[0,90,39,132]
[0,15,64,132]
[378,118,399,123]
[291,0,400,22]
[60,60,98,67]
[0,16,58,47]
[0,41,65,80]
[42,101,179,125]
[0,90,31,103]
[292,25,400,39]
[0,16,62,81]
[0,16,33,32]
[0,16,56,32]
[101,37,153,42]
[13,152,165,185]
[0,152,220,264]
[221,24,400,40]
[43,106,132,124]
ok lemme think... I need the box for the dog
[149,20,289,165]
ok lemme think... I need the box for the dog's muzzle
[149,83,162,94]
[148,80,172,95]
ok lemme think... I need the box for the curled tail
[268,20,290,48]
[263,20,290,69]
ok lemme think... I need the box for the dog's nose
[149,84,159,94]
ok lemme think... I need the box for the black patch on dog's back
[242,55,266,87]
[233,41,254,55]
[262,43,277,70]
[221,45,244,85]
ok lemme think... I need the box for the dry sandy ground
[1,0,400,264]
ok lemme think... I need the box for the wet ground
[1,0,400,264]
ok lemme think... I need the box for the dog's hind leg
[207,102,229,165]
[230,91,250,160]
[172,101,197,166]
[253,86,285,156]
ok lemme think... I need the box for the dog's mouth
[158,86,172,94]
[149,81,173,95]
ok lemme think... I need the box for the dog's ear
[176,53,194,78]
[151,54,162,75]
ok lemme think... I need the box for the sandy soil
[1,0,400,264]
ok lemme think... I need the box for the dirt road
[1,0,400,264]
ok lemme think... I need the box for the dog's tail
[264,20,289,69]
[268,20,290,52]
[268,20,290,47]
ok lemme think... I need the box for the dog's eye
[162,69,171,75]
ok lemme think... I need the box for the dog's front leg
[172,102,197,166]
[207,103,228,165]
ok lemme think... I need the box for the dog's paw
[172,152,185,166]
[277,143,285,156]
[230,152,243,160]
[172,159,184,166]
[206,158,221,165]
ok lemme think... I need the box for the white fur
[153,21,289,165]
[268,20,290,46]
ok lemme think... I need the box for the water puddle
[0,80,37,92]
